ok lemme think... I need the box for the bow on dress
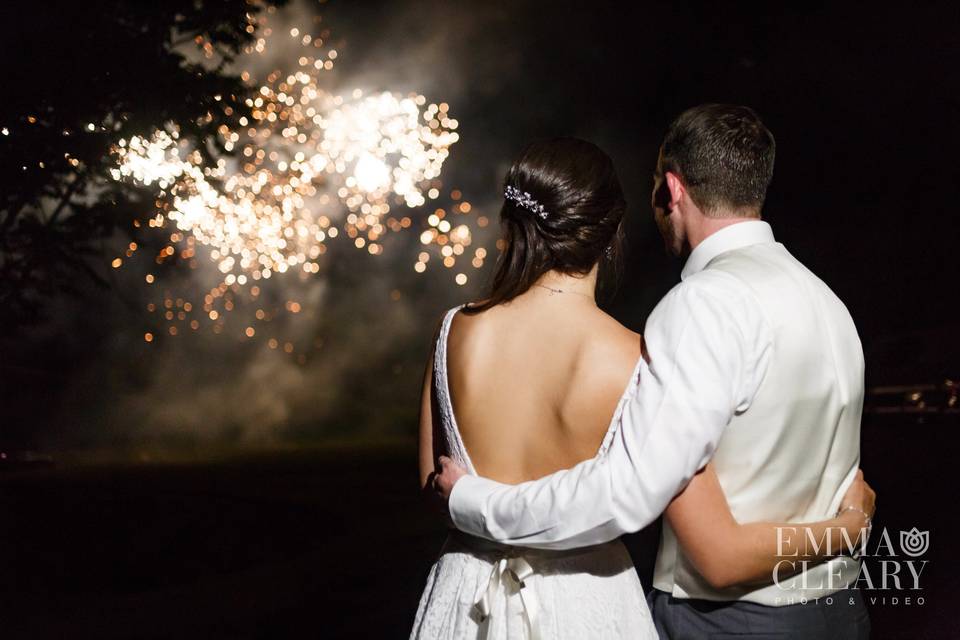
[473,555,541,640]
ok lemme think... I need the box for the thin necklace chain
[534,283,595,300]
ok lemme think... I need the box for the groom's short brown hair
[661,104,775,216]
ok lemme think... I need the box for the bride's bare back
[446,290,641,484]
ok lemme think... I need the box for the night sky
[2,0,958,453]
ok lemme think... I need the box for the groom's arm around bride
[437,104,870,638]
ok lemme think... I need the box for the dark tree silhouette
[0,0,287,333]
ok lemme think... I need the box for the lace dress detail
[431,305,477,475]
[410,307,656,640]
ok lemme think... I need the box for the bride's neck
[534,266,598,299]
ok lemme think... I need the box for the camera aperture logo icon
[899,527,929,557]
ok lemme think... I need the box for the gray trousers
[647,588,870,639]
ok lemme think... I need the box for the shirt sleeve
[447,270,773,549]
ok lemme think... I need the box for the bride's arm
[420,316,451,503]
[665,465,875,589]
[418,341,439,491]
[417,358,454,531]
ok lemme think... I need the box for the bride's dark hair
[465,137,626,314]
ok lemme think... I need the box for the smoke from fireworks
[110,6,491,345]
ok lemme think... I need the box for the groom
[436,104,869,637]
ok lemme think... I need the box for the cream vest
[653,240,865,605]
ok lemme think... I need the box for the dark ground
[1,415,955,639]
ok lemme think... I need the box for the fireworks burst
[110,7,491,347]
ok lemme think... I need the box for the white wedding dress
[410,307,657,640]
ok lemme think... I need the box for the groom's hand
[434,455,467,502]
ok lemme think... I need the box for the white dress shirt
[448,220,776,548]
[449,219,865,604]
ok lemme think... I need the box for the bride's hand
[839,469,876,522]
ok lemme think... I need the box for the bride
[410,138,874,639]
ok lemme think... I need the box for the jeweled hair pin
[504,185,548,219]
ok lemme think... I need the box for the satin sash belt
[474,553,540,640]
[444,530,619,640]
[445,531,554,640]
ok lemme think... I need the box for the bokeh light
[109,7,492,343]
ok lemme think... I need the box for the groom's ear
[665,171,684,210]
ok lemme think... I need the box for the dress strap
[433,305,463,390]
[433,305,476,475]
[437,306,461,350]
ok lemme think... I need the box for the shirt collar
[681,220,776,280]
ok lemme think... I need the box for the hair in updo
[465,137,626,313]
